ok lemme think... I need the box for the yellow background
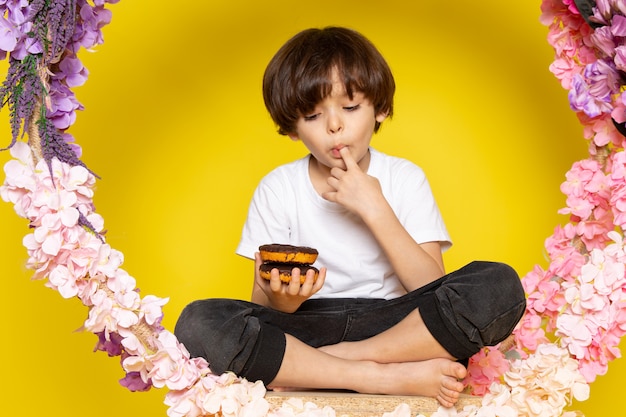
[0,0,620,415]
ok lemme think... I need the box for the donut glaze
[259,244,318,265]
[259,263,319,284]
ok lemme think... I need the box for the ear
[287,132,299,141]
[375,111,389,123]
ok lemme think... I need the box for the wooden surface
[265,391,482,416]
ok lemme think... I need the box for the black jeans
[174,261,526,384]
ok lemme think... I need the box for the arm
[251,252,326,313]
[240,171,327,311]
[323,147,444,291]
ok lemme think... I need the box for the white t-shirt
[236,147,451,299]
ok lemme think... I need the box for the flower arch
[1,1,625,416]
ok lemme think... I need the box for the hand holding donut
[254,244,326,313]
[323,147,386,219]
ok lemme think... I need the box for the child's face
[288,70,387,173]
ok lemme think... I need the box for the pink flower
[201,372,268,417]
[88,242,123,279]
[540,0,571,26]
[561,0,582,15]
[1,142,37,217]
[164,383,207,417]
[123,330,205,392]
[560,193,596,219]
[148,332,205,391]
[164,370,265,417]
[504,344,589,417]
[139,294,169,326]
[528,278,563,314]
[611,90,626,121]
[464,347,510,395]
[580,248,625,296]
[556,310,598,359]
[580,112,624,147]
[514,310,550,352]
[576,207,614,250]
[561,159,599,197]
[84,292,115,335]
[478,383,517,417]
[106,268,140,309]
[120,332,149,357]
[76,273,106,307]
[549,56,580,89]
[544,225,587,281]
[48,264,81,298]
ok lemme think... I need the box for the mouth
[331,145,345,158]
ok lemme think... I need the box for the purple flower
[611,14,626,36]
[119,372,153,392]
[569,74,610,117]
[568,60,619,118]
[590,25,616,58]
[47,79,84,130]
[2,0,30,25]
[72,1,112,50]
[1,0,119,177]
[93,331,124,356]
[8,21,43,61]
[0,17,19,55]
[584,59,621,101]
[56,55,89,88]
[615,45,626,71]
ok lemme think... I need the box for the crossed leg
[268,308,468,408]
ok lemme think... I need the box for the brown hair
[263,27,395,135]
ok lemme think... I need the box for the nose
[327,112,343,134]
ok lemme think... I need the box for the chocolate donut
[258,244,319,284]
[259,243,318,265]
[259,263,319,284]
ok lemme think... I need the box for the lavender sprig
[78,210,105,242]
[1,0,92,174]
[36,110,95,175]
[46,0,77,63]
[37,110,102,239]
[30,0,78,64]
[0,55,45,150]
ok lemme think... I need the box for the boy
[175,26,526,407]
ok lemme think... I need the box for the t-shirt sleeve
[392,161,452,252]
[236,170,292,259]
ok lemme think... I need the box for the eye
[344,104,361,112]
[303,113,319,121]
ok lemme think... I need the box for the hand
[322,146,386,219]
[254,252,326,313]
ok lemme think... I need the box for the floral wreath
[1,1,625,416]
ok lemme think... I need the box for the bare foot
[358,358,467,408]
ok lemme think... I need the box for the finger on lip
[331,145,345,158]
[339,146,353,161]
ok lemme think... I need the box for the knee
[469,261,526,302]
[174,299,240,360]
[444,261,527,348]
[472,261,527,344]
[174,300,211,358]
